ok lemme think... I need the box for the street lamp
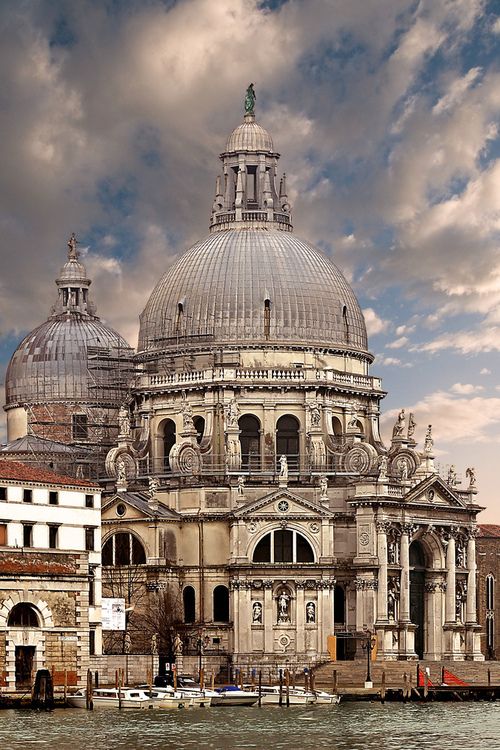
[361,629,375,689]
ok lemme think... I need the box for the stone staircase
[312,660,500,690]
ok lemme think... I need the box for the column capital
[376,520,391,534]
[401,523,416,537]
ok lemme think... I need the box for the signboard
[60,636,78,642]
[102,597,126,631]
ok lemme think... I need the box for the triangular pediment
[403,475,467,509]
[232,488,335,519]
[102,491,181,521]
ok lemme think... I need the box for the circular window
[277,500,289,513]
[116,503,126,517]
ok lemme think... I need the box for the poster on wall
[102,598,126,630]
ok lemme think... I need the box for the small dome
[225,116,274,153]
[138,229,368,356]
[5,315,130,406]
[57,257,89,283]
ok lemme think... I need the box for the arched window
[162,419,176,470]
[193,416,205,445]
[264,298,271,339]
[276,415,300,470]
[239,415,261,470]
[252,530,315,563]
[486,574,495,611]
[183,586,196,623]
[102,533,146,566]
[213,585,230,622]
[409,541,426,569]
[342,304,349,343]
[486,574,495,658]
[8,603,40,627]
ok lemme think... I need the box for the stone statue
[118,404,131,437]
[173,633,183,655]
[148,475,160,497]
[117,458,127,484]
[181,400,194,430]
[67,232,79,259]
[408,412,416,438]
[399,457,409,481]
[151,633,158,655]
[277,590,290,623]
[124,632,131,654]
[447,465,457,486]
[347,402,359,429]
[252,601,262,624]
[237,475,245,496]
[309,402,321,428]
[279,454,288,481]
[319,474,328,499]
[306,601,315,623]
[378,455,388,480]
[225,398,240,428]
[424,424,433,453]
[466,467,476,487]
[392,409,405,438]
[245,83,256,114]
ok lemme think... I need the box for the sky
[1,0,500,520]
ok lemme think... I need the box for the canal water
[2,702,499,749]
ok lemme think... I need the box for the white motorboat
[251,685,317,705]
[292,686,341,705]
[141,684,211,708]
[67,687,156,709]
[211,687,259,706]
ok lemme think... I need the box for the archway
[213,585,230,622]
[8,604,41,688]
[161,419,176,470]
[410,540,426,658]
[183,586,196,623]
[276,415,300,471]
[239,415,261,471]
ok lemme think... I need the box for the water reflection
[1,702,499,750]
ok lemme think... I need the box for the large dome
[137,228,368,356]
[5,315,130,407]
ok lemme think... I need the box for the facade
[476,525,500,660]
[0,460,102,690]
[100,93,483,669]
[3,235,133,479]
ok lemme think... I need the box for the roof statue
[245,83,256,115]
[67,232,79,260]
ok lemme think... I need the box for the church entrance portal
[409,541,426,658]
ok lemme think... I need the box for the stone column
[466,531,477,624]
[320,581,334,654]
[376,521,390,622]
[263,581,273,654]
[296,582,305,653]
[399,525,412,622]
[445,532,456,624]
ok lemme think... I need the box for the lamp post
[361,629,375,689]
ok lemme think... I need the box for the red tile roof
[0,460,99,489]
[478,524,500,538]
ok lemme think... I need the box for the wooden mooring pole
[279,669,283,706]
[333,669,338,696]
[86,668,93,711]
[381,671,386,704]
[258,670,262,707]
[285,669,290,707]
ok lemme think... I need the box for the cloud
[480,367,492,375]
[450,382,484,395]
[387,336,410,349]
[376,355,413,368]
[362,307,389,336]
[411,327,500,355]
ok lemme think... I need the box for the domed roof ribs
[209,85,293,234]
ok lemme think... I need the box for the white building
[0,460,102,690]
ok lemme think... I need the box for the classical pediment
[101,491,181,521]
[232,488,335,519]
[403,475,468,509]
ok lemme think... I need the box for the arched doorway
[239,415,260,470]
[183,586,196,623]
[410,541,426,658]
[8,604,40,688]
[276,415,300,471]
[213,585,230,622]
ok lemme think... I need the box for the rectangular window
[23,524,33,548]
[89,629,96,656]
[0,487,6,501]
[49,525,58,549]
[72,414,88,440]
[23,489,33,503]
[89,571,95,606]
[85,494,94,508]
[0,523,7,545]
[49,491,59,505]
[85,527,95,551]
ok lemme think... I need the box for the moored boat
[211,686,259,706]
[67,688,156,709]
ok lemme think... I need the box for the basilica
[3,89,484,672]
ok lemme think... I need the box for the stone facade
[476,525,500,659]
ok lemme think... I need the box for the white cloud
[481,368,492,375]
[395,323,416,337]
[376,355,413,368]
[450,382,484,395]
[362,307,389,336]
[411,327,500,355]
[387,336,410,349]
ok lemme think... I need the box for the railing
[210,210,293,229]
[146,367,380,391]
